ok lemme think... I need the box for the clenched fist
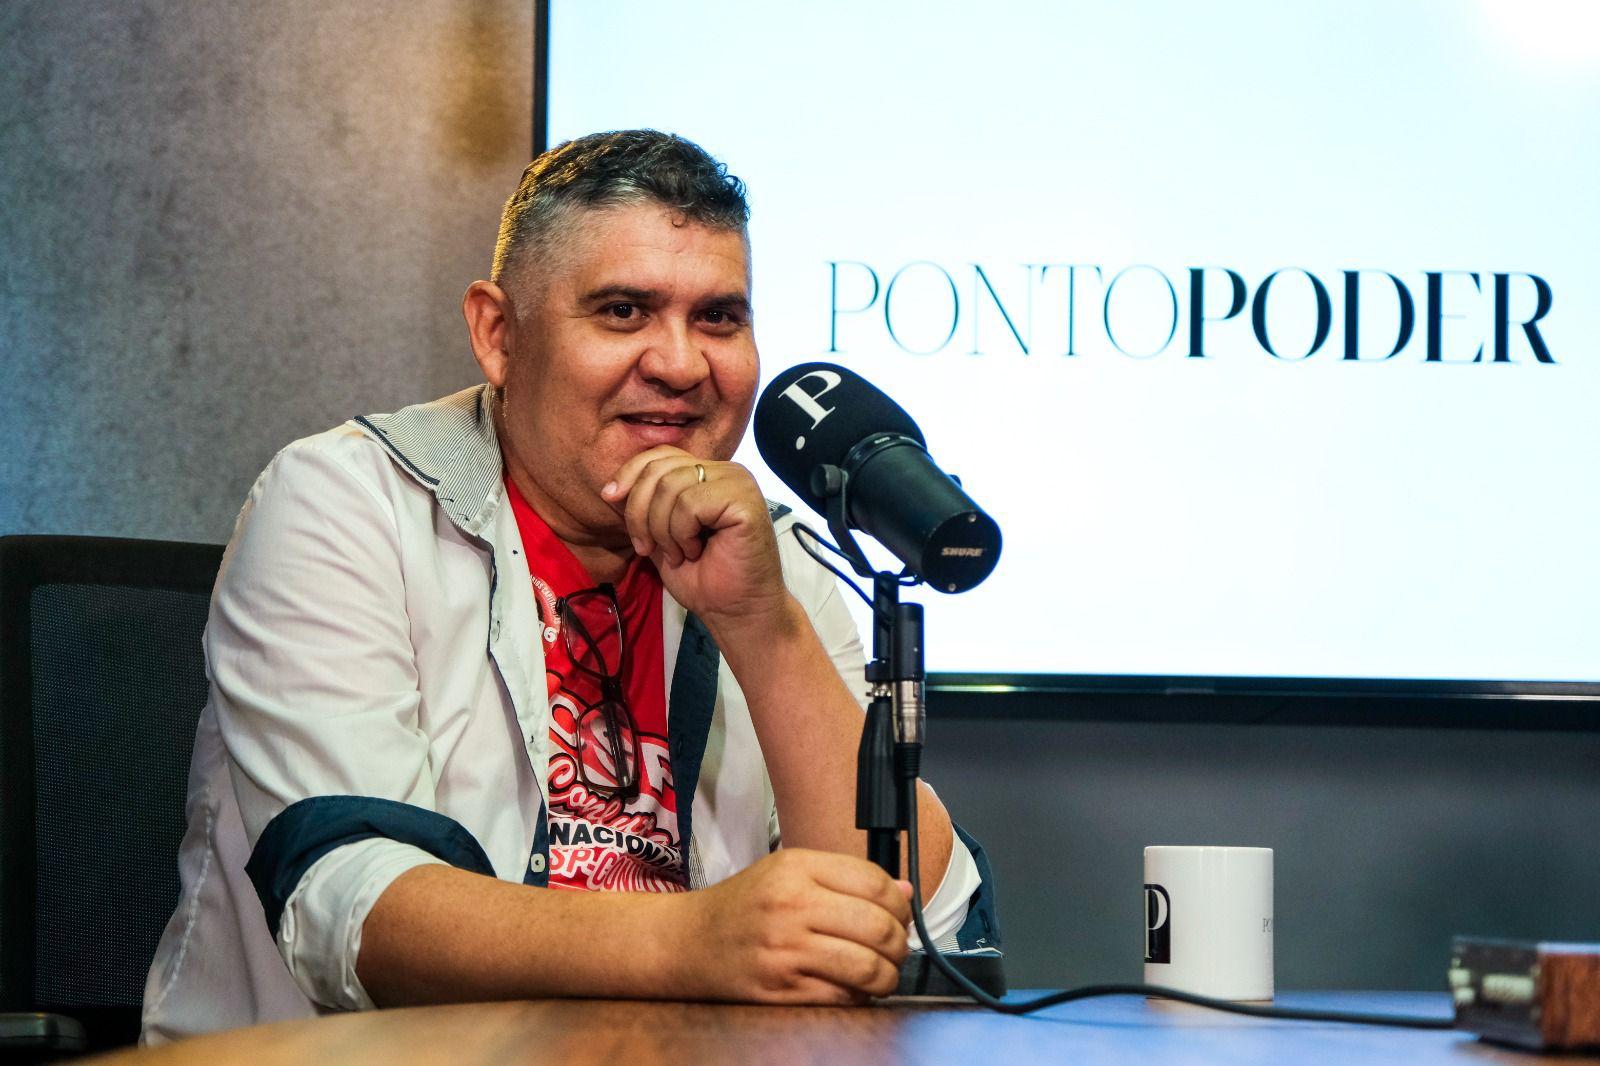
[601,445,790,630]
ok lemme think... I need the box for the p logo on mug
[1143,845,1274,1001]
[1144,883,1171,964]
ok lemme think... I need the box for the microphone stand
[858,571,922,878]
[812,464,1005,998]
[812,464,916,878]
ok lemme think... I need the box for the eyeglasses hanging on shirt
[555,583,641,802]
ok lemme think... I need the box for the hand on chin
[600,445,789,629]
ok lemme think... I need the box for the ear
[462,280,517,387]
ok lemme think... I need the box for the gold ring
[694,463,707,484]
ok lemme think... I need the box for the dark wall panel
[925,716,1600,989]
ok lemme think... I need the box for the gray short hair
[491,130,750,290]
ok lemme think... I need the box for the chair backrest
[0,535,223,1043]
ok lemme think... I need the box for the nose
[637,319,710,393]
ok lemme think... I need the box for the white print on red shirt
[530,574,561,647]
[546,692,686,893]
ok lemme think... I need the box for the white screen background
[549,0,1600,682]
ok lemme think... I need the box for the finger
[666,483,708,563]
[646,464,708,565]
[804,891,910,965]
[666,480,743,564]
[887,880,912,928]
[623,455,693,558]
[803,852,913,926]
[759,974,862,1007]
[672,466,769,564]
[603,445,691,507]
[795,934,902,999]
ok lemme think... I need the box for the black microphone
[754,362,1001,593]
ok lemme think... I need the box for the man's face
[499,202,758,539]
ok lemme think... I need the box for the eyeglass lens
[562,588,624,682]
[559,585,638,798]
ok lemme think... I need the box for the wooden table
[92,992,1597,1065]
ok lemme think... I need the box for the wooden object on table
[1452,938,1600,1051]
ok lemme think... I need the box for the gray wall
[3,0,1595,998]
[1,1,531,542]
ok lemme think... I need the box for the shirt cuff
[909,819,980,952]
[275,838,446,1011]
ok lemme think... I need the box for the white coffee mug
[1143,845,1273,1001]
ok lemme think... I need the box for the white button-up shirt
[140,387,980,1045]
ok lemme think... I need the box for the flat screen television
[540,1,1600,717]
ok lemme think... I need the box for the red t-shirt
[504,475,687,893]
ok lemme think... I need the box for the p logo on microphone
[1145,883,1171,964]
[778,368,842,449]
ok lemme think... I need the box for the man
[141,130,998,1044]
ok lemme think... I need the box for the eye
[699,307,747,331]
[606,303,637,320]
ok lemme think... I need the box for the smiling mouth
[619,414,700,428]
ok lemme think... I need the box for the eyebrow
[578,285,662,306]
[577,285,752,315]
[699,291,753,315]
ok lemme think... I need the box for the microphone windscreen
[754,362,926,513]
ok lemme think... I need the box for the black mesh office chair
[0,536,223,1057]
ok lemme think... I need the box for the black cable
[792,524,874,606]
[798,523,1455,1030]
[793,520,857,566]
[792,523,921,595]
[900,775,1455,1030]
